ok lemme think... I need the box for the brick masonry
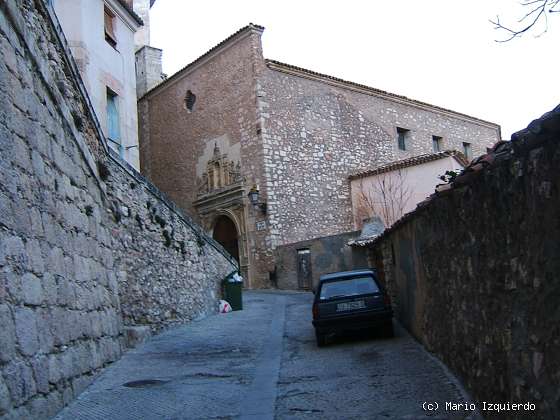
[0,1,236,418]
[139,25,501,289]
[363,110,560,418]
[139,26,273,288]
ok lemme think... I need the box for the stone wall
[139,25,275,288]
[260,61,501,247]
[137,26,500,290]
[105,151,236,329]
[274,231,368,291]
[0,1,236,418]
[366,109,560,418]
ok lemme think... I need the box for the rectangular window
[106,89,123,157]
[104,7,117,47]
[463,142,472,160]
[432,135,442,152]
[319,276,379,300]
[397,127,409,151]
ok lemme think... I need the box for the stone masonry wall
[139,28,264,220]
[105,152,236,329]
[274,231,368,291]
[260,63,501,247]
[139,26,275,288]
[371,111,560,418]
[137,27,500,289]
[0,1,236,418]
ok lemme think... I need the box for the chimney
[133,0,152,48]
[135,46,164,98]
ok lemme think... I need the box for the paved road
[55,291,477,420]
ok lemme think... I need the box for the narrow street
[55,292,476,420]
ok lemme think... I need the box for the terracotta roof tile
[350,103,560,248]
[348,150,468,180]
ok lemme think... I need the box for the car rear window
[319,276,380,300]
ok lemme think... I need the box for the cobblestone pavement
[54,291,478,420]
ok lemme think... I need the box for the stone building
[1,1,236,417]
[138,24,501,288]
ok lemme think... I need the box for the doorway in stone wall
[213,215,240,263]
[297,249,312,290]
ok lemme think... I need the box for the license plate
[336,300,365,312]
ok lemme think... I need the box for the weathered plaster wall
[369,116,560,418]
[53,0,141,168]
[0,1,236,418]
[349,155,465,229]
[135,45,163,98]
[274,232,368,291]
[260,63,501,247]
[132,0,151,48]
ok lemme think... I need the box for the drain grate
[123,379,167,388]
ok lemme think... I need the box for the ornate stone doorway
[193,142,250,286]
[213,215,239,263]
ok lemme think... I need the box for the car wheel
[383,321,394,338]
[316,331,326,347]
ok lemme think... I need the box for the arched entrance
[213,215,240,263]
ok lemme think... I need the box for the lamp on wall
[248,184,267,214]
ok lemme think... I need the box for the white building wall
[53,0,141,169]
[350,156,465,229]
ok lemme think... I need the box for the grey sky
[150,0,559,139]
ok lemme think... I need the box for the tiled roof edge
[265,59,500,129]
[139,23,264,100]
[348,150,467,180]
[349,103,560,248]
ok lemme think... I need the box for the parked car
[311,269,393,346]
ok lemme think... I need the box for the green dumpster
[223,272,243,311]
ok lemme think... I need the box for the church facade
[137,24,501,288]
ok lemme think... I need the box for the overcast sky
[150,0,558,139]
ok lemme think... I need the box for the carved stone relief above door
[197,143,242,196]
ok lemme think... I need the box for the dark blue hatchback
[312,269,393,346]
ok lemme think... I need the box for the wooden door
[297,249,312,290]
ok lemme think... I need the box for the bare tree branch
[491,0,560,41]
[355,170,412,229]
